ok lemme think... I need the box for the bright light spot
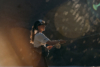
[98,41,100,43]
[91,48,93,50]
[20,49,22,51]
[75,28,77,31]
[70,58,73,62]
[83,41,86,43]
[67,1,71,5]
[46,0,49,2]
[30,53,32,56]
[92,29,95,32]
[97,38,99,41]
[55,13,58,16]
[22,57,24,60]
[63,11,68,15]
[75,4,81,8]
[94,56,96,58]
[70,40,73,43]
[93,40,95,42]
[74,46,76,49]
[83,33,85,36]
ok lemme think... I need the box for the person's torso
[34,33,46,47]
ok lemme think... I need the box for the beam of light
[0,31,23,66]
[9,27,47,67]
[0,27,47,67]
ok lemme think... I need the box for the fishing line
[65,32,100,41]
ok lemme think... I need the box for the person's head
[30,19,47,42]
[33,19,47,33]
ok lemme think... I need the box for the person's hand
[47,46,53,50]
[60,40,66,44]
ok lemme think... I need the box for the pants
[42,54,48,67]
[33,46,48,67]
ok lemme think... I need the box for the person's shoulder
[36,33,43,35]
[35,33,44,37]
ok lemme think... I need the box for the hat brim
[41,23,48,25]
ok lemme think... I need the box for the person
[30,19,66,67]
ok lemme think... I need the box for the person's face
[38,25,46,32]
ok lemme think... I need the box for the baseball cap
[38,19,48,25]
[34,19,48,30]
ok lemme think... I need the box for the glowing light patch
[93,3,100,10]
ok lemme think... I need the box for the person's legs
[36,55,48,67]
[42,55,48,67]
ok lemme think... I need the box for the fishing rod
[65,32,100,41]
[54,32,100,49]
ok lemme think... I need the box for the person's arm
[36,34,66,46]
[47,46,53,50]
[46,40,66,46]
